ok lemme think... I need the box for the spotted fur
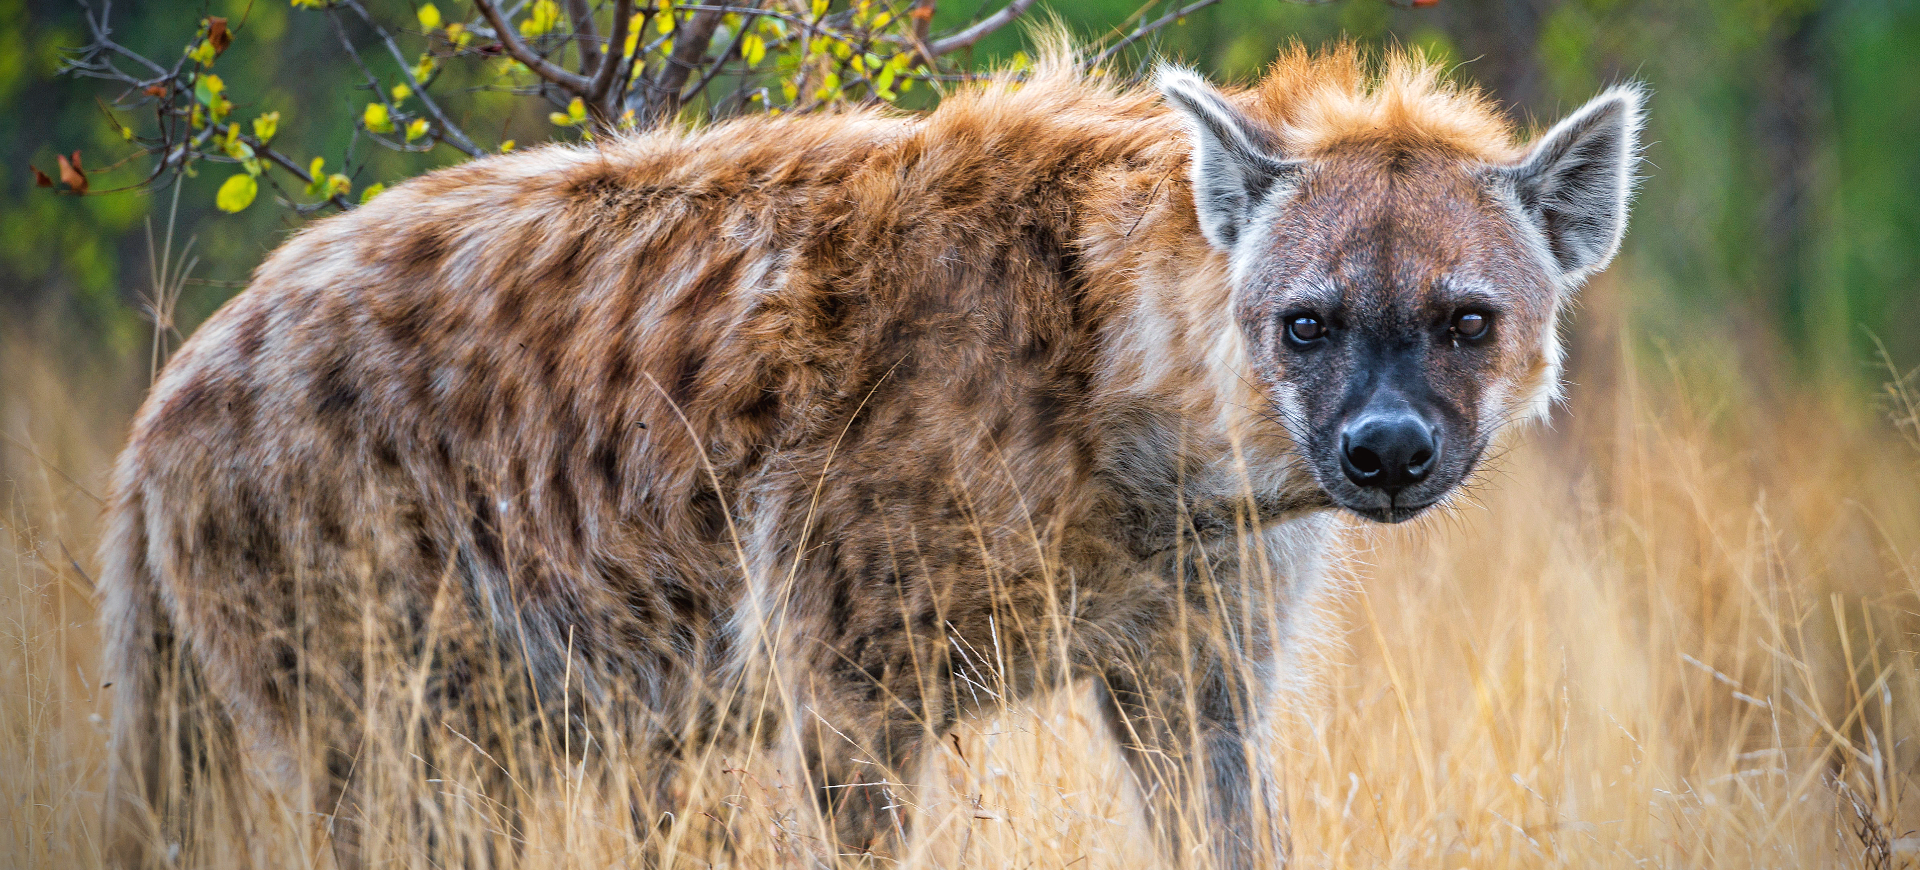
[101,44,1640,868]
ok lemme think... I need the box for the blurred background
[3,2,1917,868]
[5,0,1918,384]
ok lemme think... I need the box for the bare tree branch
[640,9,724,125]
[473,0,593,95]
[926,0,1041,56]
[586,0,634,111]
[688,9,760,109]
[562,0,602,74]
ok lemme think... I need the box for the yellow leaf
[363,102,395,134]
[810,0,827,20]
[405,118,429,142]
[391,83,412,102]
[500,139,515,152]
[741,33,764,65]
[548,112,572,126]
[567,97,587,122]
[223,136,254,162]
[519,0,560,37]
[416,3,441,30]
[252,111,280,142]
[360,182,386,203]
[326,173,352,197]
[656,9,675,34]
[215,173,258,212]
[413,55,436,82]
[308,156,325,178]
[623,14,643,58]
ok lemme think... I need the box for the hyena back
[101,45,1640,868]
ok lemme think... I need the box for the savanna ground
[2,268,1917,869]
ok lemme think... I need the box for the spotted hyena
[100,44,1640,868]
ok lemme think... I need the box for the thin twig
[1088,0,1224,70]
[340,0,485,157]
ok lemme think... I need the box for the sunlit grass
[3,287,1916,868]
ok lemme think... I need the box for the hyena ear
[1501,84,1646,281]
[1157,65,1299,252]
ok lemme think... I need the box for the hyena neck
[1078,162,1326,525]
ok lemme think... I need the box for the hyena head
[1159,53,1642,523]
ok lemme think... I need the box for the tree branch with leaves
[39,0,1301,219]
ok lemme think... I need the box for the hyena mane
[101,42,1639,869]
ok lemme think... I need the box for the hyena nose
[1340,412,1438,493]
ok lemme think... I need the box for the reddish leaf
[1411,0,1440,6]
[57,151,87,194]
[144,84,168,97]
[208,17,231,55]
[475,42,504,56]
[31,166,54,187]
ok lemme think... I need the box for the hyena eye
[1451,311,1492,341]
[1285,315,1327,345]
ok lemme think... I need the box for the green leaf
[194,73,225,107]
[216,173,258,212]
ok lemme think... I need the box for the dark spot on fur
[591,439,621,490]
[467,491,504,568]
[234,308,270,361]
[313,353,360,420]
[688,485,725,539]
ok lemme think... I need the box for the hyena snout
[1339,403,1438,495]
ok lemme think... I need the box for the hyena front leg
[1097,659,1287,869]
[790,680,942,860]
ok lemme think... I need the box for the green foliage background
[6,0,1917,387]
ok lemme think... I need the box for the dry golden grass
[3,278,1917,869]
